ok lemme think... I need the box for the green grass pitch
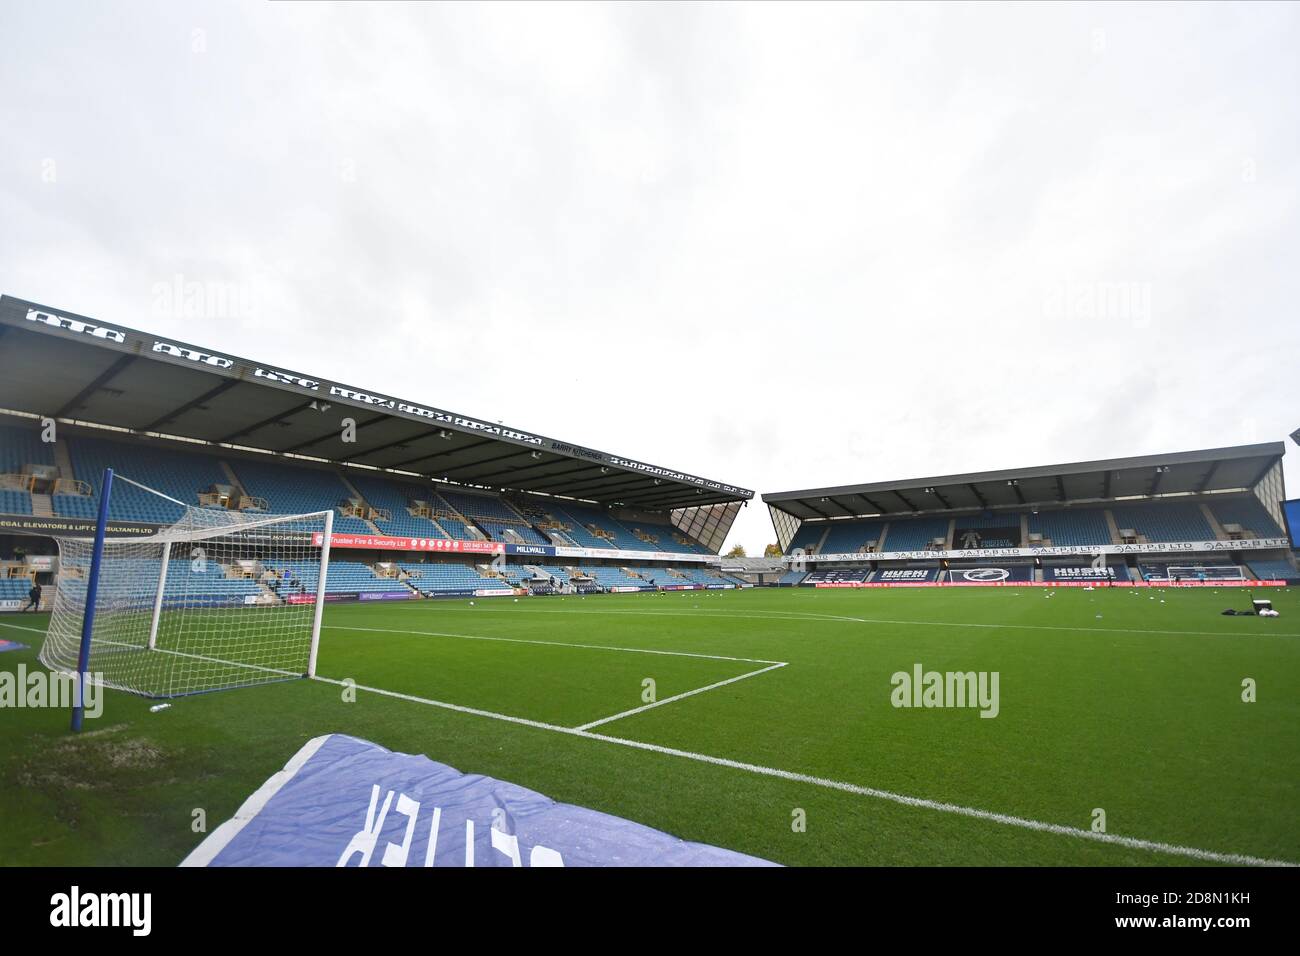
[2,584,1298,866]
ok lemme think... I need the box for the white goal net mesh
[40,498,331,698]
[1165,565,1246,582]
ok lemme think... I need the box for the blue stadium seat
[349,474,451,540]
[819,520,887,554]
[1244,559,1299,581]
[1111,503,1214,543]
[1027,508,1112,547]
[883,517,950,552]
[229,458,371,533]
[63,435,229,524]
[0,423,55,474]
[1210,498,1284,538]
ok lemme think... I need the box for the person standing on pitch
[24,580,42,612]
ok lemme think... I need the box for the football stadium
[1,294,1297,870]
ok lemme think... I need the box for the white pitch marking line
[322,624,786,665]
[358,604,1300,638]
[374,603,872,625]
[307,673,1297,868]
[575,662,787,731]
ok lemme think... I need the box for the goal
[1165,564,1246,584]
[39,470,334,702]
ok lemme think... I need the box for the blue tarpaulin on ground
[182,733,776,867]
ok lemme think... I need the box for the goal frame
[67,467,335,730]
[1164,564,1246,584]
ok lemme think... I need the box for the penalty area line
[308,673,1296,868]
[321,623,786,665]
[574,662,788,731]
[362,603,1300,638]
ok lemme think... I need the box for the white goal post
[39,469,335,706]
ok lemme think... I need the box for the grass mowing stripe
[315,673,1296,868]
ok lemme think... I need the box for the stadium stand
[1209,497,1285,538]
[437,490,538,544]
[349,475,451,540]
[628,566,677,585]
[624,524,693,553]
[1244,559,1299,582]
[786,523,827,554]
[521,502,608,549]
[529,565,575,585]
[421,492,481,540]
[777,569,807,586]
[0,489,33,515]
[1110,502,1214,543]
[883,517,950,552]
[556,503,646,551]
[576,566,646,589]
[0,422,54,473]
[398,562,509,595]
[0,578,35,603]
[269,560,408,596]
[658,566,733,586]
[60,435,230,523]
[1027,508,1112,547]
[50,557,266,607]
[228,459,371,533]
[819,520,887,554]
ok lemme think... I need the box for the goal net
[40,477,334,699]
[1165,565,1246,583]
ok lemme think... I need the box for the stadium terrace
[0,295,753,610]
[764,446,1297,587]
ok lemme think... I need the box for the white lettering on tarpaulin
[24,308,127,343]
[151,340,235,368]
[338,784,564,868]
[49,886,151,936]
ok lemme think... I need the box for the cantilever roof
[764,444,1286,521]
[0,295,752,511]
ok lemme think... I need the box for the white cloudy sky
[2,1,1297,553]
